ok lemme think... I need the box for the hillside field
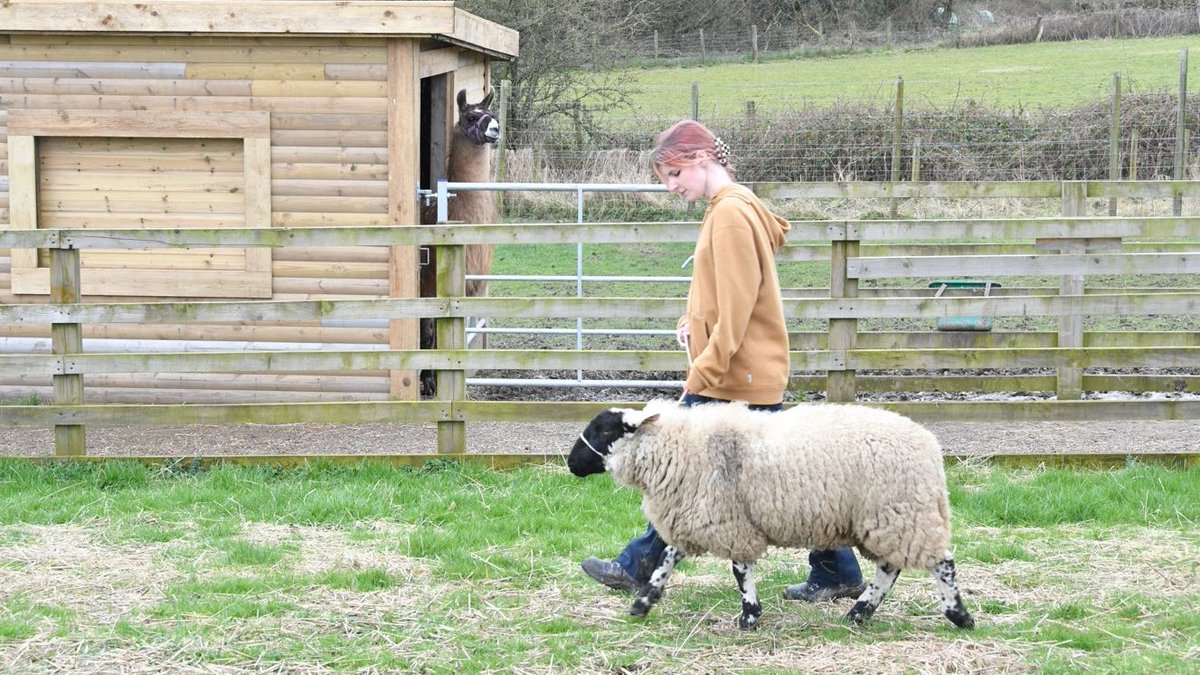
[619,36,1200,117]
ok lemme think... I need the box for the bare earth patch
[6,520,1196,672]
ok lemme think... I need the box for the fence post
[911,137,922,181]
[699,29,706,63]
[1108,71,1121,215]
[827,236,859,403]
[890,75,904,217]
[886,17,893,50]
[50,245,85,456]
[1057,181,1087,401]
[654,30,660,62]
[1174,47,1188,216]
[751,24,759,62]
[1129,128,1139,178]
[436,243,467,454]
[572,101,583,150]
[497,79,510,215]
[690,81,700,120]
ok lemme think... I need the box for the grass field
[619,36,1200,117]
[1,460,1197,672]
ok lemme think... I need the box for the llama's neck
[448,129,492,182]
[446,130,496,223]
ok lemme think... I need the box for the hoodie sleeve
[685,201,764,393]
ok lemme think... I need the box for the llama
[419,89,500,395]
[421,88,499,299]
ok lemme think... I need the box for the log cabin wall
[0,3,513,404]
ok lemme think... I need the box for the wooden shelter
[0,0,517,403]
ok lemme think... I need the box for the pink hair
[651,119,734,179]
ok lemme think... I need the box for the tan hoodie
[681,183,791,404]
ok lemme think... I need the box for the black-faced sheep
[568,399,975,630]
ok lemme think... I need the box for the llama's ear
[456,89,467,110]
[480,90,494,109]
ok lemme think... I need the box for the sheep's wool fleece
[605,401,952,568]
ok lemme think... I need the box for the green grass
[1,459,1198,671]
[619,36,1200,116]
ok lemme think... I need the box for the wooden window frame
[7,109,272,298]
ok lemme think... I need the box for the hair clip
[713,136,731,165]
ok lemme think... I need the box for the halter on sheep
[568,400,975,630]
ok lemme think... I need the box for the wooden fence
[1,179,1199,464]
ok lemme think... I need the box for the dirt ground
[1,419,1197,458]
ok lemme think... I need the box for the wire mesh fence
[504,92,1197,186]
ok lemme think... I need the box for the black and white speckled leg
[846,562,899,625]
[731,561,762,629]
[630,546,684,618]
[932,556,975,629]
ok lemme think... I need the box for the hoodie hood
[708,183,790,250]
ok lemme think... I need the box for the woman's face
[657,161,709,201]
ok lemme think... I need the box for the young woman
[580,119,865,603]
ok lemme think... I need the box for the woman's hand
[676,322,691,348]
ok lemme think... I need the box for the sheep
[568,399,975,630]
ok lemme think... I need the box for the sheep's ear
[619,408,658,428]
[638,413,660,428]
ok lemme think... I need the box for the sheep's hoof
[947,609,975,629]
[629,599,652,617]
[737,614,760,630]
[845,603,872,625]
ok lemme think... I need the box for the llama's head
[456,88,500,145]
[568,407,660,477]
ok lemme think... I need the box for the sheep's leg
[731,561,762,629]
[932,557,975,629]
[846,562,899,625]
[630,546,684,618]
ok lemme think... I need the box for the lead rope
[577,433,605,459]
[678,333,692,403]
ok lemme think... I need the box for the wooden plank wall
[0,33,487,402]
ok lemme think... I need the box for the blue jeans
[611,393,868,585]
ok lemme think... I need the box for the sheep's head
[568,407,659,477]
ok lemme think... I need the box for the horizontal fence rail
[1,179,1199,462]
[3,293,1199,324]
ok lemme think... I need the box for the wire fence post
[1174,47,1188,216]
[1108,71,1121,216]
[1129,128,1139,178]
[690,81,700,120]
[911,137,922,181]
[497,79,510,215]
[890,75,904,217]
[751,24,759,62]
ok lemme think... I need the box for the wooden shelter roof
[0,0,518,58]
